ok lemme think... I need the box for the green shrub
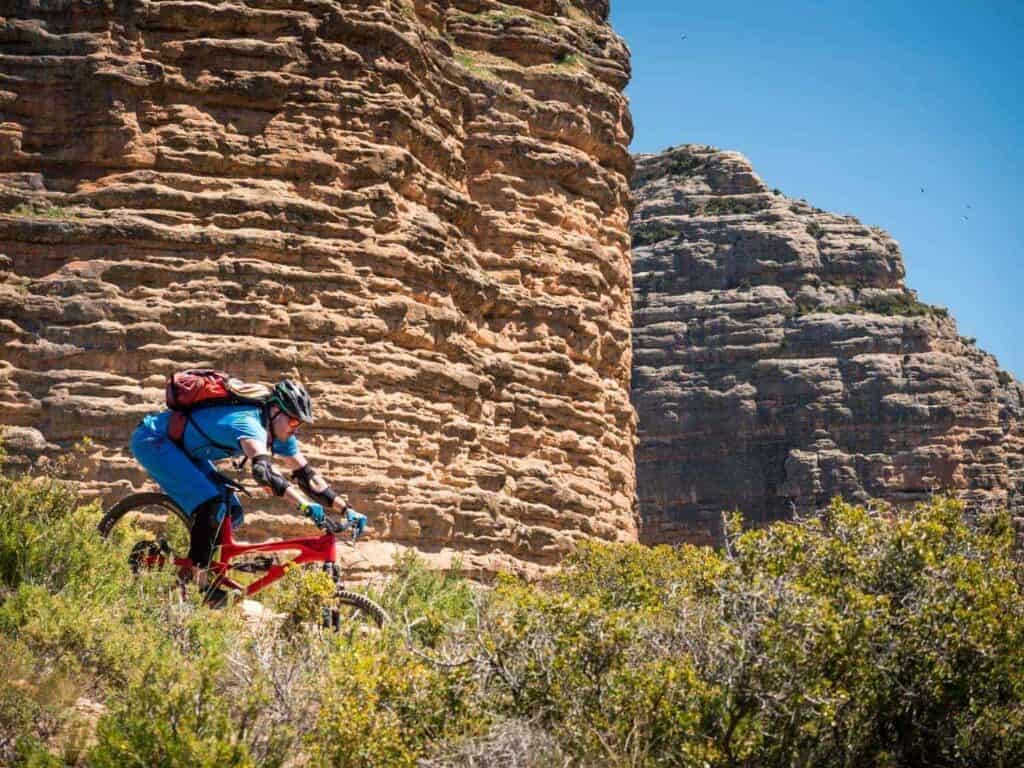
[265,565,336,629]
[631,222,679,247]
[793,293,949,319]
[0,474,106,593]
[860,292,941,317]
[2,455,1023,767]
[704,196,761,215]
[806,221,826,239]
[89,663,281,768]
[462,498,1024,765]
[664,154,705,178]
[453,52,498,82]
[6,203,78,220]
[373,551,477,647]
[554,540,724,611]
[310,639,484,768]
[0,636,64,766]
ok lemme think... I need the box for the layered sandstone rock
[0,0,637,575]
[632,145,1024,545]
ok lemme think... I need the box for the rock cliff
[632,145,1024,545]
[0,0,637,575]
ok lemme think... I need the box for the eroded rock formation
[632,145,1024,545]
[0,0,637,575]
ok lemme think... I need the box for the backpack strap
[260,403,274,452]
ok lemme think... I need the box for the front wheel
[326,588,388,629]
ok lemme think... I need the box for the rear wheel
[98,492,192,576]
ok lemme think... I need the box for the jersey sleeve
[221,408,269,444]
[272,435,299,457]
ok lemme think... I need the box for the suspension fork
[323,560,342,585]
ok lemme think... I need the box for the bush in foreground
[1,461,1022,767]
[477,500,1024,766]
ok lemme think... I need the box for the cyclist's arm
[276,452,305,472]
[238,438,311,510]
[239,442,348,514]
[278,451,348,510]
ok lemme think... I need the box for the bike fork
[322,562,342,630]
[322,561,341,584]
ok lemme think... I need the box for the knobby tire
[332,588,389,628]
[98,491,190,538]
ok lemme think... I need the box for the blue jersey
[142,405,299,463]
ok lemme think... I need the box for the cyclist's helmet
[270,379,314,424]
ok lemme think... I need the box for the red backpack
[165,369,270,444]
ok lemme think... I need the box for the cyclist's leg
[196,461,244,527]
[192,466,246,604]
[188,496,222,570]
[132,420,225,580]
[183,496,234,606]
[130,420,222,520]
[192,471,247,608]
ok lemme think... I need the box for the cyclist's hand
[345,507,367,538]
[300,501,326,526]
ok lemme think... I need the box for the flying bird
[961,215,969,222]
[920,187,925,193]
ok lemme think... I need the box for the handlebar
[322,517,347,535]
[321,514,363,544]
[214,465,364,541]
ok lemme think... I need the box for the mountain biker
[129,378,366,603]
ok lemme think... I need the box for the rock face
[632,145,1024,545]
[0,0,637,575]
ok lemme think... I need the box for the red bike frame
[162,514,342,597]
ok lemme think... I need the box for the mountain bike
[97,476,388,628]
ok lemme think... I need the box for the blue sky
[612,1,1024,378]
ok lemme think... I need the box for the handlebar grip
[322,517,358,538]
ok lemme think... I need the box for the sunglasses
[277,412,302,429]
